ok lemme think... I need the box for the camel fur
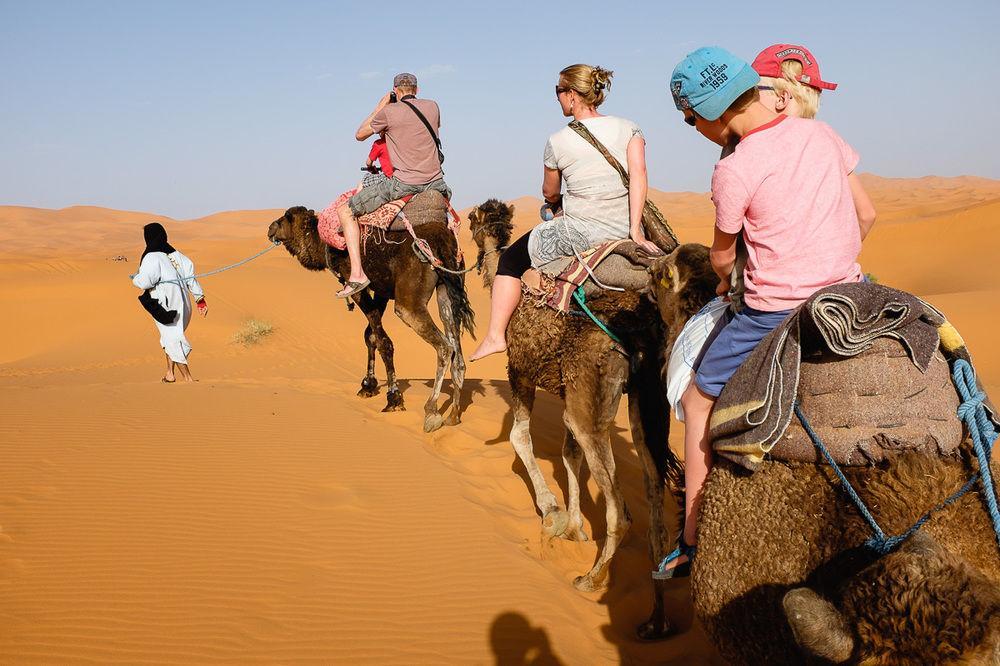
[649,248,1000,664]
[469,199,685,640]
[268,203,474,432]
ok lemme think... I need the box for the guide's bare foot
[161,376,175,384]
[469,335,507,362]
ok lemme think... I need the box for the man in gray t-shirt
[334,72,451,298]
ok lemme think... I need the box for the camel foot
[573,571,608,593]
[636,616,676,641]
[542,509,588,541]
[357,377,379,398]
[382,389,405,412]
[423,412,444,433]
[444,411,461,426]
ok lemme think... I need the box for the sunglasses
[555,85,570,96]
[683,114,697,127]
[757,85,775,92]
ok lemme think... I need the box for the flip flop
[336,279,371,299]
[652,535,697,580]
[161,377,175,384]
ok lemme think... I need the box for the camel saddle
[523,240,655,313]
[710,282,997,470]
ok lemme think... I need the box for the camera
[389,92,397,104]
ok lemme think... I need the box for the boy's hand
[716,280,732,298]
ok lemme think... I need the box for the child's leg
[336,204,368,286]
[679,384,716,545]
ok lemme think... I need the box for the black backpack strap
[401,100,444,165]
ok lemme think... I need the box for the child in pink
[655,46,871,579]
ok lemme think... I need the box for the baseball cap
[393,72,418,87]
[670,47,760,121]
[751,44,837,91]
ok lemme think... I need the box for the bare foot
[161,376,175,384]
[469,335,507,362]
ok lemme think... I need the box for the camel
[467,199,689,639]
[267,197,474,432]
[649,247,1000,664]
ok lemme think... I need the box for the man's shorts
[693,305,793,398]
[346,176,452,217]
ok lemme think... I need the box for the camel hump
[771,338,963,465]
[395,190,449,229]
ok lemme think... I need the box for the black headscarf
[141,222,176,262]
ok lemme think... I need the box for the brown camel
[267,197,474,432]
[649,248,1000,663]
[468,199,684,639]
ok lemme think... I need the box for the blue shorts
[693,306,793,398]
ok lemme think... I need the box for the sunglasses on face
[757,85,775,92]
[684,114,697,127]
[555,86,570,96]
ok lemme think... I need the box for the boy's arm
[710,227,740,296]
[848,173,877,240]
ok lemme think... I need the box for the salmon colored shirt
[711,115,863,312]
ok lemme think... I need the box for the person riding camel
[335,72,451,298]
[469,63,662,361]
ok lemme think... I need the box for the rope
[794,359,1000,555]
[571,285,623,346]
[952,359,1000,549]
[133,241,282,287]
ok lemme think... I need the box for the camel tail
[436,230,476,338]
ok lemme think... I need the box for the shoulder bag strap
[401,100,444,164]
[567,120,629,188]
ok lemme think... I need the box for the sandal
[652,534,697,580]
[336,279,371,299]
[161,377,175,384]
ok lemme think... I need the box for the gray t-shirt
[371,97,443,185]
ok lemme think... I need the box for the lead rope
[131,241,282,287]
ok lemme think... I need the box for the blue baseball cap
[670,47,760,121]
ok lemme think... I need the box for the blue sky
[2,0,998,218]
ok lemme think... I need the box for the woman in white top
[132,222,208,382]
[470,64,661,361]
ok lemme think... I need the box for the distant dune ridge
[0,175,997,663]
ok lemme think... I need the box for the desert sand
[1,175,997,664]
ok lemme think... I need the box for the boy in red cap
[752,43,835,119]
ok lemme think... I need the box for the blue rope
[129,241,282,287]
[571,286,623,346]
[794,391,996,555]
[952,359,1000,549]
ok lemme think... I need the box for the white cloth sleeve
[543,138,558,170]
[180,255,204,299]
[131,255,160,290]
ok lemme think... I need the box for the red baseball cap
[751,44,837,91]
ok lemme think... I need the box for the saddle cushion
[769,338,963,465]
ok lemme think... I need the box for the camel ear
[467,207,479,225]
[783,588,854,663]
[506,203,515,217]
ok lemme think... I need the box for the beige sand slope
[1,175,997,664]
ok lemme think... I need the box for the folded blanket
[710,282,998,470]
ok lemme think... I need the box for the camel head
[648,243,720,337]
[267,206,328,271]
[467,199,514,287]
[784,533,1000,664]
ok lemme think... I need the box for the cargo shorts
[346,176,452,217]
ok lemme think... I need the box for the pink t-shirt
[712,115,863,311]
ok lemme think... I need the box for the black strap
[401,99,444,165]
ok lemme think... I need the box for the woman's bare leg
[336,203,368,291]
[163,353,176,382]
[469,275,522,361]
[175,362,194,383]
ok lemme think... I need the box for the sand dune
[1,175,997,663]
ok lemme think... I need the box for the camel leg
[435,283,466,426]
[394,299,450,432]
[508,369,562,523]
[628,390,675,640]
[563,360,630,592]
[560,430,589,542]
[358,322,379,398]
[358,295,402,409]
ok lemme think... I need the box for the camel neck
[481,236,502,287]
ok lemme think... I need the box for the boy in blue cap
[656,47,868,578]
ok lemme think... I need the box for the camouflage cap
[393,72,418,87]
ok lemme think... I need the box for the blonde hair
[559,64,613,108]
[762,59,821,118]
